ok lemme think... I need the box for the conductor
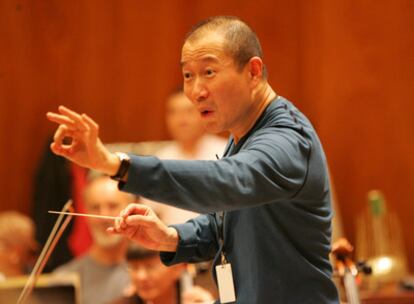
[47,16,339,304]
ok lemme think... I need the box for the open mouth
[201,110,213,117]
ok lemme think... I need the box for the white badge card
[215,263,236,303]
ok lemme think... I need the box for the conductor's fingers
[81,113,99,135]
[107,218,126,234]
[51,141,77,158]
[124,214,154,227]
[120,203,150,218]
[53,125,73,144]
[106,226,120,234]
[106,214,152,234]
[46,112,77,129]
[50,142,64,156]
[50,125,78,156]
[58,106,88,131]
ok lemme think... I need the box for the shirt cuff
[118,154,157,194]
[160,222,199,266]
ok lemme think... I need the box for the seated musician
[0,211,38,280]
[54,176,135,304]
[112,244,214,304]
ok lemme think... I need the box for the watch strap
[110,152,130,181]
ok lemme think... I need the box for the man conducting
[47,16,339,303]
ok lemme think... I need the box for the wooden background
[1,1,413,271]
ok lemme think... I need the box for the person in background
[54,176,135,304]
[142,90,227,225]
[0,211,38,280]
[112,244,214,304]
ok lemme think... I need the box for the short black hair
[185,16,267,78]
[126,244,158,261]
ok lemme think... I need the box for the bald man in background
[55,176,135,304]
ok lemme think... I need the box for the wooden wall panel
[300,0,414,270]
[1,1,413,271]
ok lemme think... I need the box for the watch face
[117,152,130,161]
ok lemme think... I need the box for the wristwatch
[110,152,131,181]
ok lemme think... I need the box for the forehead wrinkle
[181,34,228,67]
[181,55,221,67]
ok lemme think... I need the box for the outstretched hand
[108,203,179,252]
[46,106,119,175]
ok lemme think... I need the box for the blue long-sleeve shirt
[121,96,339,303]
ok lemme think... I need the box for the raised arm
[121,127,315,213]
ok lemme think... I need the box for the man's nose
[192,78,209,102]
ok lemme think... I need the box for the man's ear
[247,57,264,85]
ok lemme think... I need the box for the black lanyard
[215,139,235,264]
[218,210,227,264]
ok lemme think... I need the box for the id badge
[215,263,236,303]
